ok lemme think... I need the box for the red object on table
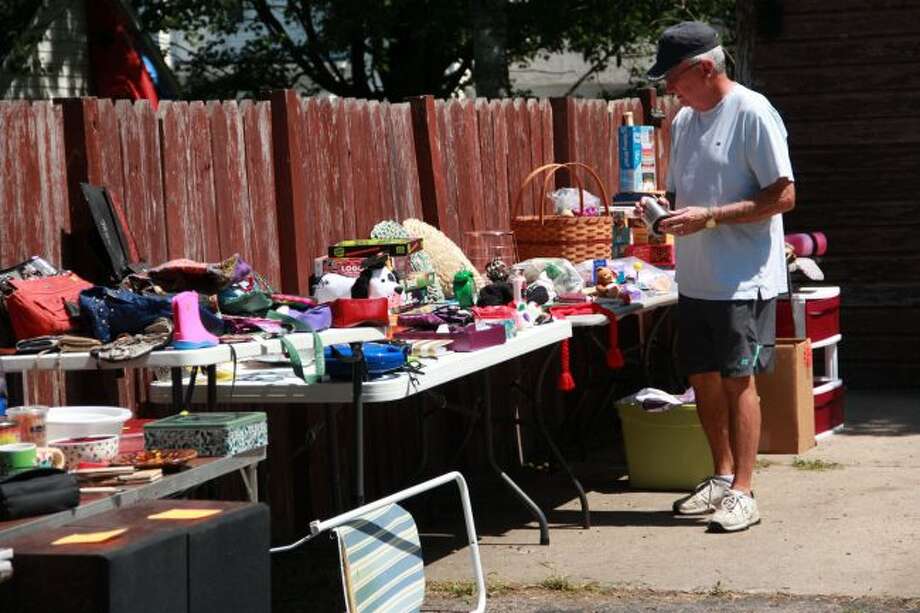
[548,303,624,391]
[119,418,154,454]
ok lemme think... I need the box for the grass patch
[428,575,513,599]
[755,458,773,470]
[792,457,841,471]
[540,574,578,592]
[429,580,475,598]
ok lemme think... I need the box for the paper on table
[52,528,127,545]
[148,509,222,520]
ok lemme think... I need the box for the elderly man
[640,21,795,532]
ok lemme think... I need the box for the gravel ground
[425,586,920,612]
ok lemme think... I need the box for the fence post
[57,97,123,408]
[638,87,663,127]
[409,95,449,229]
[270,89,312,295]
[549,97,575,188]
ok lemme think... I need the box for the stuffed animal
[453,269,476,308]
[476,282,513,307]
[593,267,621,299]
[485,258,510,283]
[314,254,404,306]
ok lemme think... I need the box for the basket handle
[512,162,610,224]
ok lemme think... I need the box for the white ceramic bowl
[49,435,120,468]
[46,406,132,441]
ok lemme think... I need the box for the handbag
[0,468,79,520]
[4,272,92,341]
[331,297,389,328]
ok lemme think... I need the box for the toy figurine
[593,267,621,299]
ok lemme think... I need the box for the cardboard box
[618,125,657,193]
[756,338,815,454]
[328,238,422,258]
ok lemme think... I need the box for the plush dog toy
[314,254,404,305]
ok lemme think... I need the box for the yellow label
[148,508,222,520]
[52,528,127,545]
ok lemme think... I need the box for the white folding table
[150,320,574,544]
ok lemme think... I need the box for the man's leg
[689,371,733,476]
[722,374,761,494]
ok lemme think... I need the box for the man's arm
[658,178,794,236]
[711,177,795,224]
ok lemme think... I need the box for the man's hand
[633,195,671,219]
[658,206,712,236]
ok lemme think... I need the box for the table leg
[206,364,217,411]
[171,367,183,411]
[482,370,550,545]
[534,345,591,529]
[326,405,344,514]
[240,463,259,502]
[353,361,365,508]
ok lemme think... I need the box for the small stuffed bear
[593,267,620,299]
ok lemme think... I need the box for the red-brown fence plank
[475,99,499,230]
[491,100,511,230]
[209,100,252,262]
[159,101,194,260]
[115,100,166,265]
[367,101,393,228]
[240,100,282,288]
[189,101,220,262]
[387,103,422,221]
[332,98,355,240]
[435,99,462,242]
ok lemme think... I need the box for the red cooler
[776,286,840,343]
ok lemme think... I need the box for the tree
[134,0,734,101]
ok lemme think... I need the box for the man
[639,21,795,532]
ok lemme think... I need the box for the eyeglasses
[665,60,701,83]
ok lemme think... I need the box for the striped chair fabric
[334,502,425,613]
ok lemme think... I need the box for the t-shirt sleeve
[745,104,794,188]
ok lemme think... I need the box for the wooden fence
[1,89,671,536]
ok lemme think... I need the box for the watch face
[706,217,717,229]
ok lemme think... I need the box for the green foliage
[134,0,735,100]
[0,1,45,72]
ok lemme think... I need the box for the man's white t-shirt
[667,83,794,301]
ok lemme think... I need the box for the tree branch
[250,0,346,94]
[564,49,616,97]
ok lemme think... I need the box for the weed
[792,457,841,471]
[708,580,728,597]
[755,458,773,469]
[429,580,475,598]
[540,574,577,592]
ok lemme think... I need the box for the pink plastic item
[785,232,827,257]
[171,291,219,349]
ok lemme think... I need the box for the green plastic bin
[617,401,714,491]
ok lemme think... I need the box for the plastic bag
[549,187,601,216]
[512,258,584,294]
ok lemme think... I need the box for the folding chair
[272,471,486,613]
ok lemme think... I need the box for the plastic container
[617,401,714,490]
[813,378,845,434]
[45,406,132,441]
[776,286,840,342]
[7,405,48,446]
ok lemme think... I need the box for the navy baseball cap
[646,21,720,81]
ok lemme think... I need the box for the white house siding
[0,0,90,99]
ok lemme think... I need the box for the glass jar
[7,405,48,446]
[0,419,20,445]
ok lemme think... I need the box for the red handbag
[4,273,93,340]
[331,297,389,328]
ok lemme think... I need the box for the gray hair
[692,45,726,74]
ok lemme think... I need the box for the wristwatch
[705,208,718,229]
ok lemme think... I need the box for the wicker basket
[511,162,612,262]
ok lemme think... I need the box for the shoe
[172,291,219,350]
[708,489,761,532]
[672,477,731,515]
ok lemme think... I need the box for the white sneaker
[708,489,761,532]
[672,477,731,515]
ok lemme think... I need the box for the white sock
[715,474,734,484]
